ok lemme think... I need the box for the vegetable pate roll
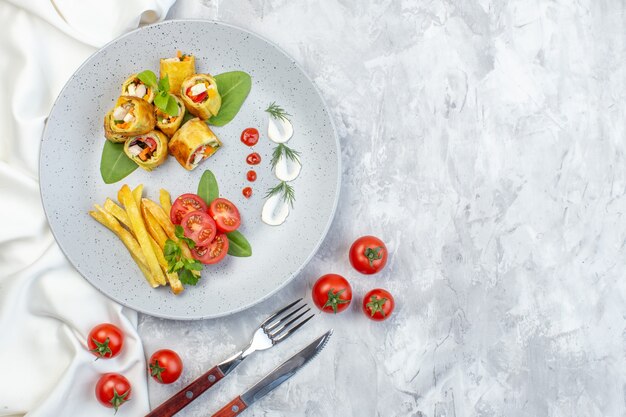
[155,95,185,137]
[121,74,156,103]
[103,111,128,143]
[109,96,156,136]
[168,118,222,171]
[160,51,195,94]
[124,130,169,171]
[180,74,221,120]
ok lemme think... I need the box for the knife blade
[211,330,333,417]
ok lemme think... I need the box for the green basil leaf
[208,71,252,126]
[158,74,170,93]
[165,94,179,116]
[179,269,200,285]
[154,93,168,112]
[100,141,138,184]
[197,170,219,205]
[137,70,158,89]
[227,231,252,257]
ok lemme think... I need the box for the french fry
[143,198,199,277]
[159,189,172,217]
[141,204,168,248]
[104,198,130,229]
[89,207,158,288]
[149,236,184,295]
[132,184,144,207]
[119,185,166,286]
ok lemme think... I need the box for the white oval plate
[40,20,340,320]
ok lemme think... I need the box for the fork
[145,299,314,417]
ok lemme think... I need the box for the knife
[212,330,333,417]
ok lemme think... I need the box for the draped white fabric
[0,0,175,415]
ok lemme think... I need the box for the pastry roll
[121,74,156,103]
[180,74,221,120]
[123,130,168,171]
[155,95,185,136]
[168,118,222,170]
[109,96,156,136]
[160,51,195,94]
[103,111,128,143]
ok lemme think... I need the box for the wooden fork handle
[145,366,225,417]
[212,396,248,417]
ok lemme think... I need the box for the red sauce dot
[247,170,257,182]
[241,128,259,147]
[246,152,261,165]
[242,187,253,198]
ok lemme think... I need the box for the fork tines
[262,298,314,345]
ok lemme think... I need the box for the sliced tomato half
[181,211,217,247]
[208,198,241,233]
[170,193,208,225]
[191,234,229,265]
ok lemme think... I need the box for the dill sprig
[266,181,296,207]
[265,102,291,121]
[270,143,301,169]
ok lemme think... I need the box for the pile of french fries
[89,184,197,295]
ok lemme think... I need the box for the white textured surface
[140,1,626,415]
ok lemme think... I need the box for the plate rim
[39,19,342,320]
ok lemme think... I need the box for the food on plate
[155,95,185,136]
[121,73,156,103]
[242,187,252,198]
[311,274,352,314]
[240,127,259,146]
[181,210,217,247]
[191,233,229,265]
[349,235,388,275]
[108,96,156,136]
[246,170,257,182]
[208,198,241,233]
[159,189,172,216]
[169,193,208,225]
[246,152,261,165]
[160,51,196,94]
[123,130,169,171]
[168,118,222,170]
[95,373,131,412]
[103,111,129,143]
[90,185,187,294]
[362,288,395,321]
[87,323,124,359]
[266,102,293,143]
[271,143,301,182]
[180,74,221,119]
[262,181,294,226]
[149,349,183,384]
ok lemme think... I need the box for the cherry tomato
[149,349,183,384]
[181,211,217,247]
[95,373,131,412]
[246,152,261,165]
[185,86,207,103]
[349,236,388,274]
[242,187,252,198]
[241,128,259,146]
[312,274,352,314]
[170,193,208,225]
[208,198,241,233]
[191,233,229,264]
[87,323,124,359]
[246,170,257,182]
[362,288,395,321]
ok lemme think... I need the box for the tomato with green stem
[312,274,352,314]
[149,349,183,384]
[87,323,124,359]
[349,236,388,275]
[362,288,395,321]
[95,373,131,413]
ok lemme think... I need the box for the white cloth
[0,0,175,415]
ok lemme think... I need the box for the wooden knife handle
[212,396,248,417]
[146,366,225,417]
